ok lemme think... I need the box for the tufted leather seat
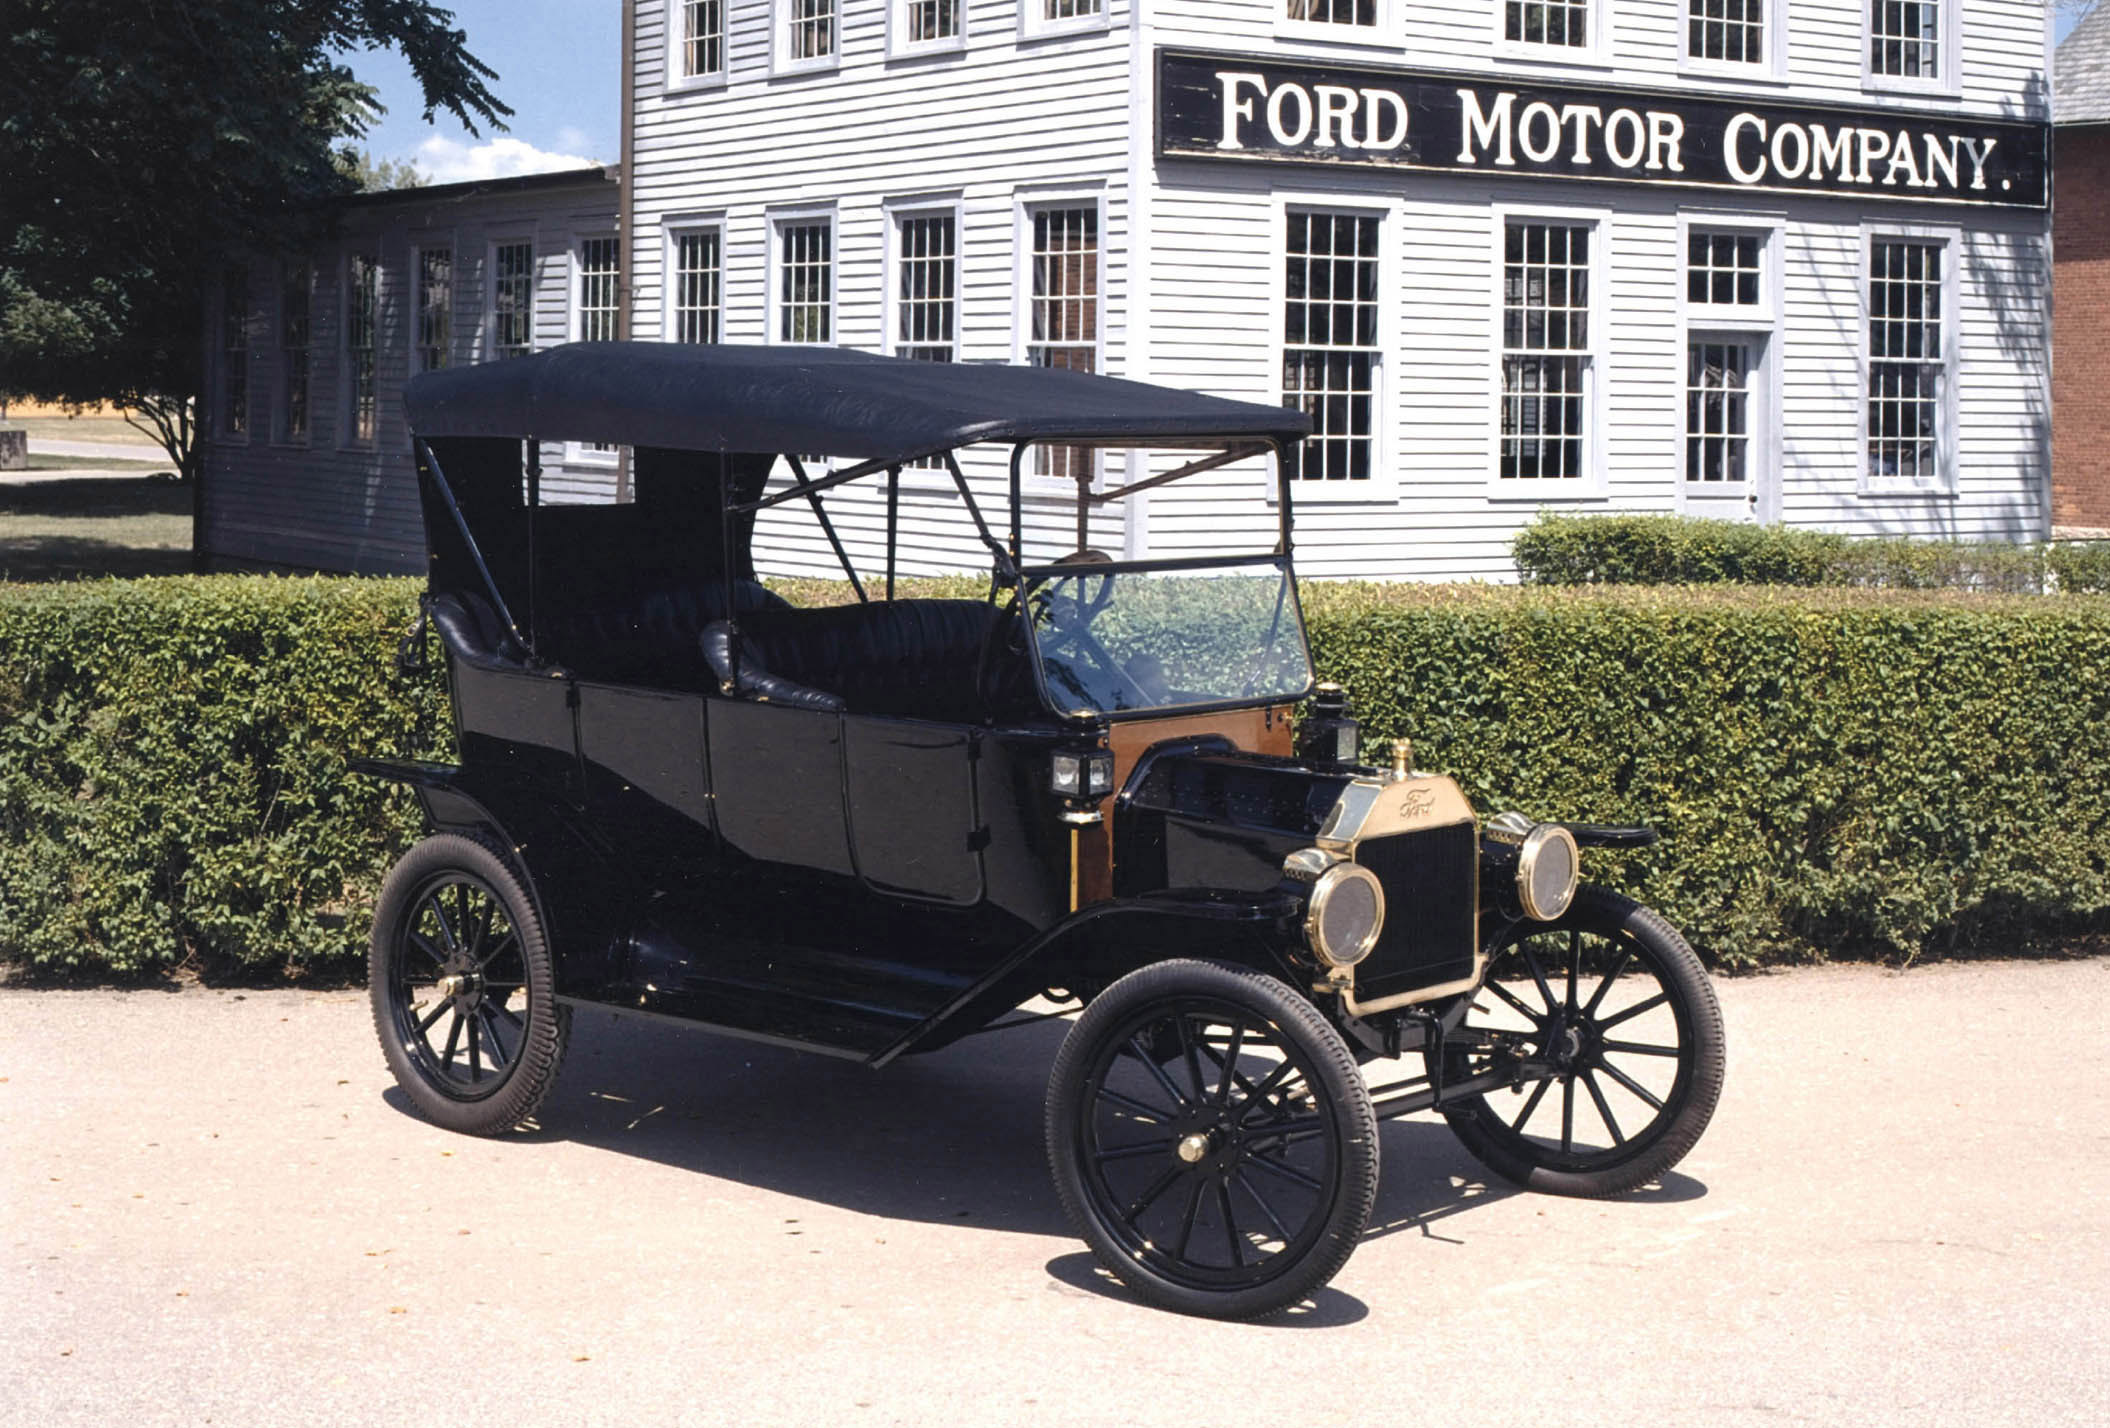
[538,579,790,687]
[702,599,1032,723]
[429,592,530,671]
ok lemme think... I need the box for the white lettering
[1519,101,1563,163]
[1770,122,1810,180]
[1360,88,1409,151]
[1923,134,1961,190]
[1458,89,1516,166]
[1856,127,1891,184]
[1604,108,1646,169]
[1267,83,1313,147]
[1216,71,1266,152]
[1560,104,1604,163]
[1725,112,1768,184]
[1960,136,1998,190]
[1648,112,1687,172]
[1810,125,1852,181]
[1884,129,1925,188]
[1313,85,1361,150]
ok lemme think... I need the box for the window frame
[1486,202,1610,500]
[1492,0,1612,69]
[1674,212,1784,520]
[1678,0,1789,83]
[662,216,727,345]
[217,266,252,446]
[1012,190,1107,492]
[486,235,538,362]
[1858,222,1960,499]
[1862,0,1960,99]
[569,231,626,467]
[769,206,838,347]
[275,260,313,448]
[411,238,455,378]
[1018,0,1109,45]
[1274,0,1399,52]
[339,248,381,452]
[773,0,842,77]
[666,0,729,92]
[1271,195,1395,503]
[884,197,965,362]
[888,0,967,59]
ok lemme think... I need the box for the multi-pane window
[220,267,250,438]
[681,0,724,77]
[1870,2,1940,80]
[492,241,535,359]
[1281,212,1380,484]
[1866,239,1945,482]
[1507,0,1589,47]
[346,253,378,445]
[904,0,960,43]
[1026,207,1099,480]
[415,247,451,373]
[1500,220,1592,481]
[671,230,722,344]
[1690,0,1764,63]
[280,264,311,442]
[1687,230,1763,307]
[787,0,835,61]
[778,221,833,343]
[1287,0,1376,26]
[894,215,956,362]
[1042,0,1101,21]
[578,237,621,343]
[1686,343,1752,485]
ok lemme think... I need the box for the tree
[337,147,431,193]
[0,2,509,481]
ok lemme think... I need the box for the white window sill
[1677,57,1790,86]
[1492,40,1612,71]
[1483,483,1609,502]
[665,71,729,96]
[1861,74,1962,102]
[1019,13,1111,44]
[1682,308,1778,333]
[887,35,967,63]
[771,54,842,80]
[1271,20,1403,52]
[1279,482,1398,506]
[1859,481,1958,499]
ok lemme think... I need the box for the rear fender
[348,758,519,851]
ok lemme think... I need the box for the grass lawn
[0,416,163,447]
[0,477,192,582]
[18,453,173,473]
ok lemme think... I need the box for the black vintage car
[358,341,1724,1319]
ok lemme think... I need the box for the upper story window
[415,247,451,374]
[345,252,379,445]
[1689,0,1764,64]
[1869,1,1941,81]
[220,266,250,439]
[670,228,722,343]
[578,236,621,343]
[1499,219,1594,483]
[679,0,724,80]
[1687,230,1762,308]
[777,219,834,344]
[1865,235,1951,487]
[1026,0,1102,37]
[1024,204,1099,481]
[904,0,960,45]
[279,263,310,443]
[1286,0,1377,27]
[781,0,837,67]
[1506,0,1589,49]
[1281,211,1381,484]
[491,241,535,359]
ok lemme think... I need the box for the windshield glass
[1023,559,1313,717]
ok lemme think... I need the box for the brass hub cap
[1175,1132,1213,1165]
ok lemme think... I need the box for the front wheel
[1046,959,1378,1320]
[369,833,570,1136]
[1434,885,1724,1198]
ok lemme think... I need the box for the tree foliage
[0,1,508,476]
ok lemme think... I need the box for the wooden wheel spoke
[1581,949,1635,1018]
[1233,1170,1294,1243]
[1485,978,1539,1022]
[1510,1074,1553,1134]
[1213,1024,1246,1108]
[1245,1151,1322,1193]
[1124,1035,1194,1112]
[1581,1069,1624,1146]
[1124,1165,1185,1221]
[1596,1058,1665,1112]
[1602,1038,1679,1058]
[408,934,448,969]
[1095,1084,1177,1124]
[1560,1075,1575,1156]
[1598,991,1670,1031]
[1093,1138,1178,1164]
[441,1009,463,1066]
[415,998,451,1035]
[467,1012,482,1081]
[1564,928,1580,1013]
[1518,942,1559,1014]
[1173,1178,1208,1261]
[427,895,461,954]
[488,1000,526,1030]
[475,933,519,971]
[1217,1182,1245,1268]
[1176,1015,1208,1104]
[476,1005,510,1070]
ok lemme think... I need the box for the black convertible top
[404,342,1310,457]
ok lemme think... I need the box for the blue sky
[346,2,2090,180]
[340,1,619,182]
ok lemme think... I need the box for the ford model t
[359,342,1724,1318]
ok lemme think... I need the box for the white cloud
[411,135,600,185]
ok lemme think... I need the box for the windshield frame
[1011,552,1316,724]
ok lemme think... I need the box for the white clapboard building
[203,1,2052,580]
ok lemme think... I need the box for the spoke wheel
[370,834,569,1136]
[1435,885,1724,1197]
[1047,960,1377,1320]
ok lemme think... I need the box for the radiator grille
[1352,822,1479,1001]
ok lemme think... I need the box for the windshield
[1022,558,1314,717]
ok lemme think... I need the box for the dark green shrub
[2051,542,2110,595]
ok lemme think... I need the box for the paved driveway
[4,958,2106,1427]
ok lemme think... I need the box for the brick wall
[2055,124,2110,536]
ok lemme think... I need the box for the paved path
[24,438,167,463]
[4,958,2106,1428]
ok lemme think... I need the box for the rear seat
[701,599,1031,723]
[430,581,791,688]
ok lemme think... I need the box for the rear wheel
[1046,960,1378,1319]
[1435,885,1723,1197]
[369,833,569,1136]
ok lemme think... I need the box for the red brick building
[2057,7,2110,538]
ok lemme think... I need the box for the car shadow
[383,1003,1703,1252]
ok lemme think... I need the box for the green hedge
[1513,512,2110,594]
[4,575,2108,978]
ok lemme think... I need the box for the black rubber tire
[1436,885,1724,1198]
[369,833,569,1136]
[1046,959,1378,1320]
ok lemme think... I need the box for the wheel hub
[434,970,482,1003]
[1175,1132,1212,1164]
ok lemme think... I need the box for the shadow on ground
[0,476,192,582]
[386,1004,1703,1252]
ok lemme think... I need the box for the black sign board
[1157,48,2048,210]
